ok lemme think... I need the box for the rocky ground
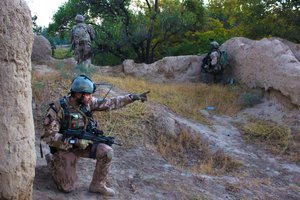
[32,85,300,200]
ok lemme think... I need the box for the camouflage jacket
[71,23,95,46]
[42,94,133,150]
[210,50,220,66]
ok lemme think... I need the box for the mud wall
[0,0,36,199]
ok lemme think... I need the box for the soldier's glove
[75,139,93,150]
[130,91,150,102]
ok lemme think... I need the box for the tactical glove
[131,91,150,102]
[75,139,93,149]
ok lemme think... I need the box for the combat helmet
[75,14,84,23]
[70,75,96,94]
[210,40,220,50]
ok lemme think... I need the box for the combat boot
[45,153,53,170]
[90,144,114,196]
[89,184,115,196]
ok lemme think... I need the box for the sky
[25,0,209,27]
[25,0,68,27]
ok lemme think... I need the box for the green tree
[208,0,300,42]
[158,0,207,56]
[48,0,205,65]
[208,0,242,29]
[264,0,300,42]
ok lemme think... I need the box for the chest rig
[59,97,99,134]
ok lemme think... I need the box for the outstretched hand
[131,91,150,102]
[139,91,150,102]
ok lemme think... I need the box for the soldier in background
[201,39,224,83]
[71,14,95,65]
[42,75,149,196]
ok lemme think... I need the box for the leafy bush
[53,47,73,59]
[93,52,123,66]
[238,91,263,107]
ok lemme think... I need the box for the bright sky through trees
[25,0,68,27]
[25,0,208,27]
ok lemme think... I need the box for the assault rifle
[63,129,122,147]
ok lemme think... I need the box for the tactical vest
[60,98,103,158]
[59,97,91,132]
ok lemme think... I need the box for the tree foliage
[47,0,205,65]
[208,0,300,42]
[44,0,299,65]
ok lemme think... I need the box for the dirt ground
[32,84,300,200]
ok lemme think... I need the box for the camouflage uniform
[43,95,133,193]
[71,23,95,65]
[201,40,223,83]
[210,50,222,72]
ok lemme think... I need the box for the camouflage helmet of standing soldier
[75,14,84,23]
[209,39,220,50]
[70,75,96,94]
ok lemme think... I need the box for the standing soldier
[71,14,95,65]
[42,74,149,196]
[201,39,225,83]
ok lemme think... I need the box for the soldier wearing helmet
[42,75,149,196]
[71,14,95,65]
[75,14,84,23]
[201,39,223,83]
[210,40,220,51]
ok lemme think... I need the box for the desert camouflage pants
[48,143,113,193]
[74,41,92,64]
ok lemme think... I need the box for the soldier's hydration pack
[73,24,90,44]
[219,50,228,66]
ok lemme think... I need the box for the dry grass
[286,128,300,162]
[95,75,244,125]
[240,119,299,162]
[32,71,70,106]
[156,130,242,175]
[92,103,152,147]
[241,119,291,153]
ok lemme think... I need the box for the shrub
[53,47,73,59]
[238,90,263,107]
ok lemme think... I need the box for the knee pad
[106,150,114,160]
[94,143,113,159]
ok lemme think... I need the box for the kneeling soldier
[42,74,149,196]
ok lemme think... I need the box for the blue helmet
[70,75,96,94]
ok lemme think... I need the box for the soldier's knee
[106,149,114,160]
[95,143,113,160]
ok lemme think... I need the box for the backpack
[73,24,90,44]
[219,50,228,66]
